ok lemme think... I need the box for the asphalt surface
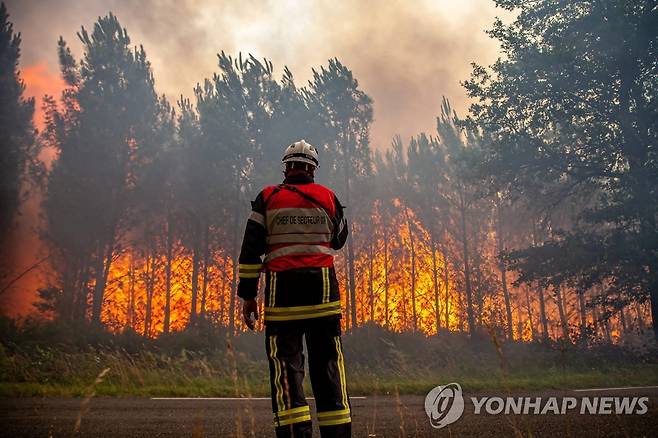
[2,388,658,437]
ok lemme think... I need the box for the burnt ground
[1,388,657,437]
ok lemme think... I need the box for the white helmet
[282,139,319,168]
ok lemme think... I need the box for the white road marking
[151,396,367,400]
[573,386,658,392]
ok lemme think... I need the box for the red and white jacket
[237,173,348,322]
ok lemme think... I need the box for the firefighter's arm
[331,194,349,250]
[237,191,267,301]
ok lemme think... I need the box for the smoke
[7,0,504,148]
[2,0,504,316]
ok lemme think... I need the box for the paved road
[2,388,658,437]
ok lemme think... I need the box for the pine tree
[43,13,164,324]
[0,2,36,266]
[465,0,658,339]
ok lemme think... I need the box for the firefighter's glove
[242,299,259,330]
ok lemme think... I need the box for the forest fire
[97,203,467,337]
[0,3,650,349]
[94,201,648,341]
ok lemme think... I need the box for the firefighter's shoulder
[250,189,268,212]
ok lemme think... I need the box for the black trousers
[265,316,351,438]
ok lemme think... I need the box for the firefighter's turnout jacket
[237,172,348,319]
[237,172,351,438]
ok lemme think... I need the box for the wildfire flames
[6,63,649,343]
[94,201,648,341]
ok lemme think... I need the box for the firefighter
[237,139,351,438]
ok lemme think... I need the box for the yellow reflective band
[318,416,351,426]
[265,301,341,313]
[277,405,310,417]
[269,336,285,412]
[265,309,342,322]
[264,301,341,321]
[335,336,349,410]
[322,267,329,303]
[275,405,311,426]
[239,263,262,279]
[317,408,350,418]
[276,414,311,426]
[268,272,277,307]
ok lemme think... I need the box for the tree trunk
[73,255,90,322]
[91,212,119,326]
[368,237,374,322]
[220,265,228,323]
[127,255,135,330]
[61,267,75,321]
[602,312,612,343]
[516,301,524,341]
[441,240,450,330]
[384,222,390,329]
[144,251,151,337]
[163,216,173,334]
[554,285,569,342]
[649,277,658,341]
[431,236,440,334]
[144,244,156,338]
[200,223,210,320]
[190,229,200,325]
[457,287,464,332]
[91,235,115,325]
[635,302,645,330]
[403,206,417,332]
[537,283,549,341]
[229,233,239,335]
[459,194,475,335]
[619,305,628,335]
[343,254,351,330]
[444,257,451,331]
[496,203,514,340]
[524,284,536,341]
[472,232,484,329]
[578,290,587,337]
[90,242,106,324]
[346,237,357,329]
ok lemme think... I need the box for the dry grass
[1,321,656,398]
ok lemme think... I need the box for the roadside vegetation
[2,317,656,397]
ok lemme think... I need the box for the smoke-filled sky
[8,0,506,149]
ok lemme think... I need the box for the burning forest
[1,3,656,345]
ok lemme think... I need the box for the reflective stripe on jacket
[261,182,337,269]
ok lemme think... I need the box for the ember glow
[93,200,648,340]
